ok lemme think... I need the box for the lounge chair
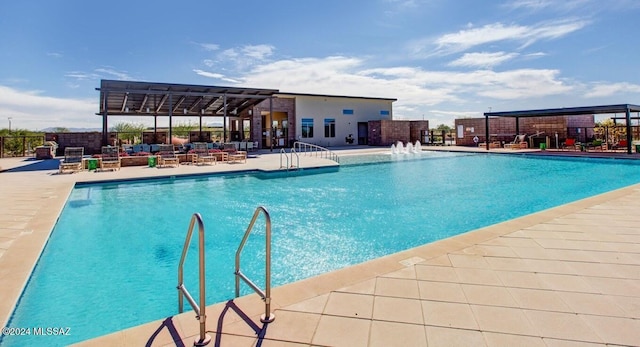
[59,147,84,174]
[191,142,216,166]
[222,143,247,163]
[100,146,121,171]
[504,134,528,149]
[157,144,180,168]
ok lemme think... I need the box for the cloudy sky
[1,0,639,130]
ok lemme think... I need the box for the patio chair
[191,142,216,166]
[100,146,121,171]
[611,139,628,151]
[504,134,528,149]
[222,143,247,163]
[157,144,180,168]
[59,147,84,174]
[562,138,577,151]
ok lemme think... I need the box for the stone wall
[45,132,117,155]
[142,131,168,145]
[189,131,212,143]
[409,121,430,144]
[368,120,417,146]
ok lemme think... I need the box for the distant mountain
[41,127,102,132]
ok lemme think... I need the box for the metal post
[223,94,227,143]
[168,94,173,145]
[626,107,633,154]
[484,114,490,150]
[102,92,109,146]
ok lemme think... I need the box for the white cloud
[584,82,640,98]
[242,44,274,60]
[192,69,240,84]
[449,52,519,68]
[195,42,219,51]
[412,19,589,57]
[47,52,63,58]
[65,67,133,82]
[504,0,590,11]
[234,56,576,122]
[94,68,133,80]
[0,85,97,130]
[524,52,547,58]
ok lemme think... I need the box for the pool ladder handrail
[279,148,299,170]
[234,206,276,323]
[292,141,339,163]
[177,213,211,346]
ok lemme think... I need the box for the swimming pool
[5,152,640,346]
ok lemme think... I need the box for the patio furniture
[562,138,577,151]
[222,143,246,163]
[100,146,121,171]
[504,134,528,149]
[191,142,217,166]
[59,147,84,174]
[157,144,180,168]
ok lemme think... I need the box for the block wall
[409,121,430,143]
[368,120,412,146]
[45,132,117,155]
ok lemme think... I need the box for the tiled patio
[1,147,640,346]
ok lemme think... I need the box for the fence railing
[0,135,46,158]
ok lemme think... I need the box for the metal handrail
[290,148,299,169]
[234,206,275,323]
[279,148,289,169]
[177,213,211,346]
[292,141,340,163]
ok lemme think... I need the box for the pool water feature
[4,152,640,346]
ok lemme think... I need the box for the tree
[110,122,146,144]
[595,118,625,143]
[433,124,453,132]
[172,120,197,138]
[1,128,44,156]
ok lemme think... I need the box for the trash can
[636,144,640,153]
[148,156,157,167]
[539,143,546,151]
[87,158,98,171]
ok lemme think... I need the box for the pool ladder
[177,208,275,346]
[235,206,276,323]
[177,213,211,346]
[280,148,299,170]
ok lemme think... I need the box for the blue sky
[1,0,640,130]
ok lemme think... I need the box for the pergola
[96,80,279,145]
[483,104,640,154]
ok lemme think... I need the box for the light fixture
[125,107,129,113]
[146,107,150,113]
[201,109,205,115]
[183,108,187,115]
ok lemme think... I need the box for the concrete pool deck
[1,147,640,346]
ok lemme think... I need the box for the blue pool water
[5,152,640,346]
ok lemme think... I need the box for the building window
[380,110,390,116]
[301,118,314,138]
[342,109,354,115]
[324,118,336,138]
